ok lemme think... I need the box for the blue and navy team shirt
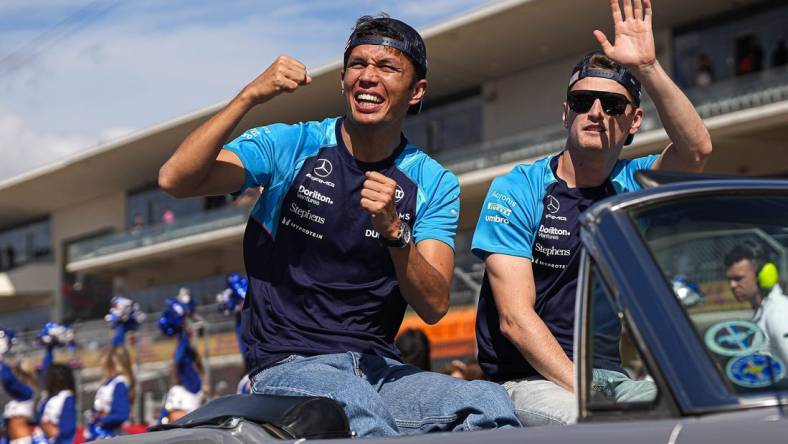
[224,117,460,374]
[472,153,658,382]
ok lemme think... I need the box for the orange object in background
[398,305,477,359]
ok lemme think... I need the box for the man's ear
[629,107,644,135]
[562,101,569,128]
[410,78,428,106]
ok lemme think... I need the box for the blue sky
[0,0,492,181]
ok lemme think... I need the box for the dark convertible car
[110,175,788,443]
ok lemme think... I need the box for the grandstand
[1,0,787,423]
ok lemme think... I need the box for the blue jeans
[503,368,657,426]
[251,352,521,437]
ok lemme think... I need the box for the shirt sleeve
[175,333,202,394]
[472,174,539,260]
[412,169,460,249]
[613,154,660,192]
[766,296,788,366]
[0,361,34,401]
[223,126,280,195]
[56,397,76,444]
[99,383,129,428]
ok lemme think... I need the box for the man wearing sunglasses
[472,0,712,427]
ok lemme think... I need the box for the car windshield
[630,191,788,396]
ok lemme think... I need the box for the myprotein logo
[313,159,333,178]
[395,185,404,203]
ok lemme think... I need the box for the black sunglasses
[567,90,632,116]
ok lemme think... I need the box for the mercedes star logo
[546,195,560,214]
[313,159,333,178]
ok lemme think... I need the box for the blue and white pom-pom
[0,328,17,355]
[158,289,194,337]
[37,322,76,348]
[105,295,146,331]
[216,273,248,315]
[672,276,705,308]
[175,287,195,316]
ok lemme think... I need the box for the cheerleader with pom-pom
[158,289,204,424]
[216,273,251,394]
[84,296,142,441]
[0,328,37,444]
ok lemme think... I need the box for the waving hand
[593,0,656,71]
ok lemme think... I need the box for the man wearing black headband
[159,15,519,437]
[472,0,712,426]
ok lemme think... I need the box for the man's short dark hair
[344,14,428,81]
[724,241,769,270]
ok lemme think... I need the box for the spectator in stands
[772,38,788,68]
[36,364,77,444]
[736,35,764,76]
[4,246,14,270]
[395,329,431,371]
[159,13,520,437]
[695,53,715,88]
[473,0,711,427]
[162,208,176,225]
[130,214,144,235]
[724,241,788,366]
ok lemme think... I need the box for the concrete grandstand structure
[1,0,787,423]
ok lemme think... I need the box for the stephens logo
[534,242,571,257]
[546,195,560,214]
[313,159,333,178]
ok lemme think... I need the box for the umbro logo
[313,159,333,178]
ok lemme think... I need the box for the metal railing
[67,204,251,263]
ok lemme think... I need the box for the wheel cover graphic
[704,320,765,356]
[726,353,785,388]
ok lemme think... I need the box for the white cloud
[0,108,94,180]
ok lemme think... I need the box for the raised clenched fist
[241,55,312,105]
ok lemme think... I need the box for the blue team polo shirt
[224,117,460,375]
[471,153,658,382]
